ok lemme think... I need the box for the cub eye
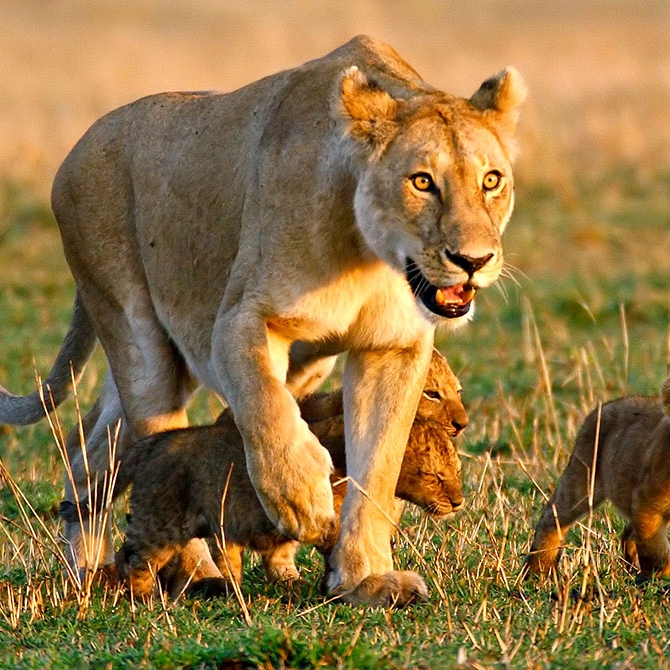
[422,389,442,401]
[482,170,503,193]
[410,173,435,193]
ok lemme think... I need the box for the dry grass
[2,1,670,667]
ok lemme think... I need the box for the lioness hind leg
[62,375,127,577]
[286,342,338,400]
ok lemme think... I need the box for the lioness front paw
[253,427,336,546]
[333,570,428,607]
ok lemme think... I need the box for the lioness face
[355,107,514,327]
[339,66,526,327]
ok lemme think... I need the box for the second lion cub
[109,348,467,600]
[526,395,670,580]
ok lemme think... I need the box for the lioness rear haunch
[0,36,525,604]
[96,348,465,604]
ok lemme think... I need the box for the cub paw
[334,570,428,607]
[183,577,234,599]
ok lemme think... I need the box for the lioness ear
[336,66,399,152]
[469,66,527,159]
[469,66,527,116]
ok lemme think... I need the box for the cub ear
[469,66,527,158]
[335,66,399,152]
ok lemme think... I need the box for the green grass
[2,171,670,668]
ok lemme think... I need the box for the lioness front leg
[327,341,432,606]
[213,314,335,546]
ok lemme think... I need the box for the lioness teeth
[435,285,476,306]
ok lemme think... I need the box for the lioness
[66,349,466,603]
[526,395,670,579]
[0,36,525,603]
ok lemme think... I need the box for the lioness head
[336,65,527,327]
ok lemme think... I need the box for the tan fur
[526,395,670,579]
[103,349,466,602]
[0,36,524,601]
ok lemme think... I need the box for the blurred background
[1,0,668,196]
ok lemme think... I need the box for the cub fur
[110,349,465,604]
[526,395,670,579]
[1,35,524,602]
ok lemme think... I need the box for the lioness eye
[423,389,441,401]
[482,170,503,192]
[410,173,435,192]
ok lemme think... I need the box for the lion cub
[113,349,467,599]
[526,395,670,580]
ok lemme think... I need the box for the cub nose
[450,419,467,437]
[444,249,493,276]
[450,497,464,512]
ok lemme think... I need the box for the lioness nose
[444,249,493,276]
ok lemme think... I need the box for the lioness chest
[266,262,429,350]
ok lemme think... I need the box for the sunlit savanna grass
[2,1,670,668]
[2,174,670,668]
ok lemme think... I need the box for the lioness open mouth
[405,258,476,319]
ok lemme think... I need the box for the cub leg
[260,540,301,583]
[621,523,639,571]
[210,538,245,586]
[116,538,181,600]
[630,505,670,578]
[630,450,670,578]
[327,340,432,606]
[62,373,221,589]
[526,458,605,577]
[162,538,231,598]
[213,314,335,546]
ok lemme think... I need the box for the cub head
[395,348,467,518]
[420,348,468,437]
[336,65,527,327]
